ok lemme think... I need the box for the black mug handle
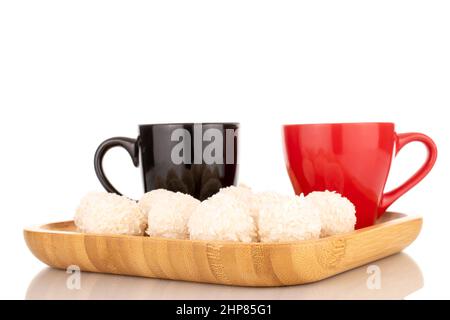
[94,137,139,196]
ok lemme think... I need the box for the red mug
[283,122,437,229]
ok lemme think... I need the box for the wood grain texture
[24,212,422,287]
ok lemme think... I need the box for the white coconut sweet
[74,187,357,242]
[140,189,200,239]
[188,186,258,243]
[255,192,321,242]
[304,190,356,237]
[74,192,147,236]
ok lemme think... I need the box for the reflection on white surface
[26,253,422,300]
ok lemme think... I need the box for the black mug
[94,123,239,200]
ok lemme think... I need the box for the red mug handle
[378,132,438,217]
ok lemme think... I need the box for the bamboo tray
[24,212,422,287]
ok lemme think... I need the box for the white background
[0,1,449,299]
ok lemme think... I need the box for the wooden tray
[24,212,422,287]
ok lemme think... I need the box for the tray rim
[23,211,422,247]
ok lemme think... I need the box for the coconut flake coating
[304,190,356,237]
[74,192,147,236]
[255,192,321,242]
[188,186,258,242]
[140,189,200,239]
[215,184,259,217]
[139,189,170,215]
